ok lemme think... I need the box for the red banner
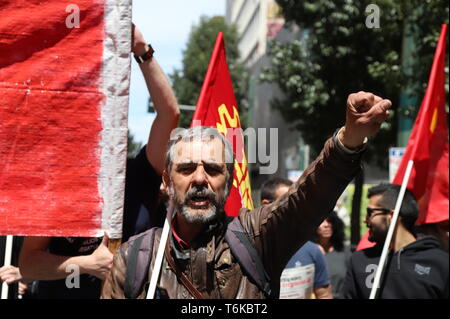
[191,32,253,216]
[0,1,131,237]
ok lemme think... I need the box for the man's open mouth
[188,196,211,208]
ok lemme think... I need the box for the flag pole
[369,160,415,299]
[107,239,122,255]
[1,235,14,299]
[146,206,173,299]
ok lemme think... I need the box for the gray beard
[171,185,229,226]
[179,204,219,225]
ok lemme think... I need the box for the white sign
[279,264,315,299]
[389,147,406,182]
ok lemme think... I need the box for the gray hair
[165,126,235,190]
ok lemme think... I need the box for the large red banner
[0,1,131,237]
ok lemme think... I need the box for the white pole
[369,160,415,299]
[1,235,14,299]
[146,206,173,299]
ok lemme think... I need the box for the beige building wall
[226,0,284,66]
[226,1,306,201]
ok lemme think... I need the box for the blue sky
[128,0,225,145]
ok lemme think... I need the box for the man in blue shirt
[261,177,332,299]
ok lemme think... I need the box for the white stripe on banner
[99,0,132,239]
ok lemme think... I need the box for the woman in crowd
[314,211,351,299]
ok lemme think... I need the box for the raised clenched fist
[340,91,392,149]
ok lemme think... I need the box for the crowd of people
[0,24,448,300]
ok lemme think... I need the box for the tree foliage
[170,16,249,128]
[262,0,448,167]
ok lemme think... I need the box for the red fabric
[393,24,449,225]
[0,1,105,236]
[190,32,253,216]
[356,231,376,251]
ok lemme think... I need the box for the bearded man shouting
[102,91,392,299]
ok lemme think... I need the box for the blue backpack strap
[225,217,272,298]
[124,227,158,299]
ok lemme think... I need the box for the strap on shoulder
[124,228,158,299]
[225,217,272,298]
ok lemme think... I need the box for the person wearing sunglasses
[342,184,449,299]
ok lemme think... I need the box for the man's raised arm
[244,91,391,284]
[131,25,179,175]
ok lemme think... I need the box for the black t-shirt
[34,146,162,299]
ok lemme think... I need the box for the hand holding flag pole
[1,235,13,299]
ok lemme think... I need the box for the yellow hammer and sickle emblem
[216,104,254,209]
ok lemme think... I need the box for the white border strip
[99,0,132,239]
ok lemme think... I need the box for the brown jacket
[102,135,364,299]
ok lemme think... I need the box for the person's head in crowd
[315,211,346,252]
[162,126,234,227]
[365,184,419,243]
[260,177,293,204]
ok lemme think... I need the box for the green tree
[262,0,448,246]
[170,15,249,128]
[263,0,448,164]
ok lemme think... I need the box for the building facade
[226,1,308,199]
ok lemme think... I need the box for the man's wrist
[339,127,366,150]
[134,43,154,64]
[336,127,367,154]
[133,43,148,56]
[76,255,92,275]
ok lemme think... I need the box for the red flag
[393,24,449,225]
[190,32,253,216]
[357,24,448,248]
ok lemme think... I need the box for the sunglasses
[365,207,391,220]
